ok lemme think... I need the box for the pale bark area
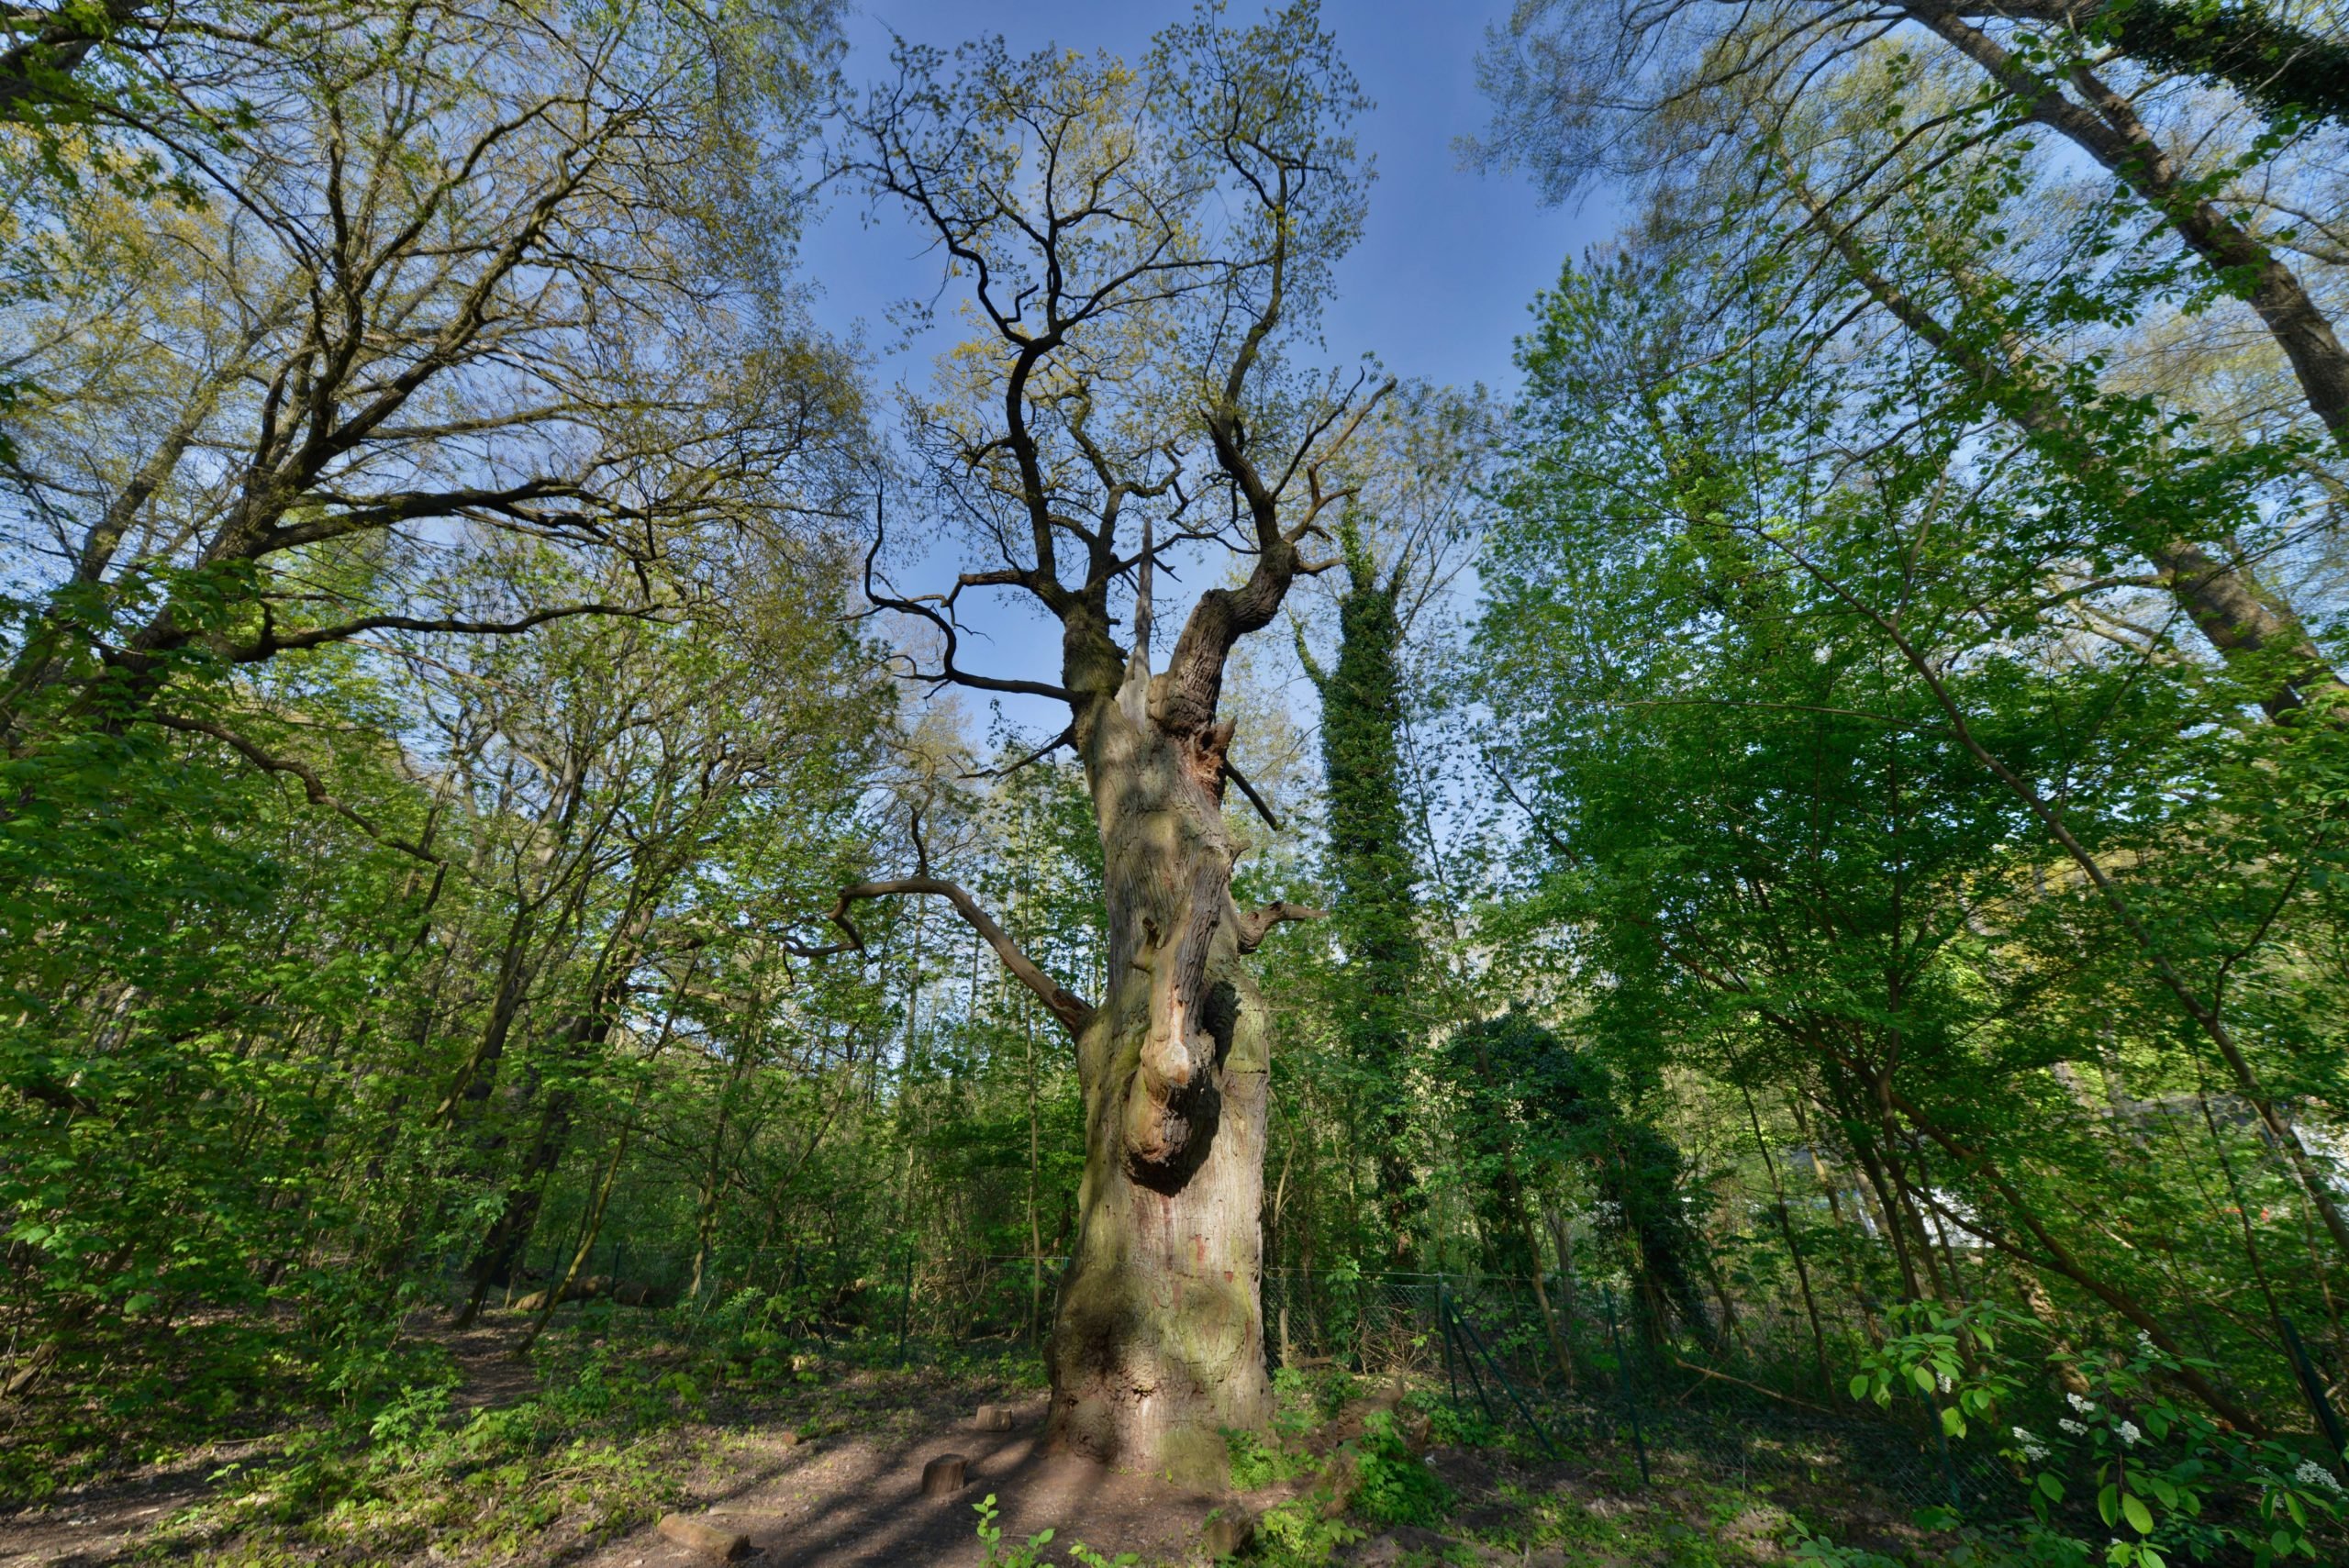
[811,606,1323,1478]
[1048,662,1275,1480]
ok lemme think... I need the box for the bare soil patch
[0,1438,269,1568]
[581,1395,1227,1568]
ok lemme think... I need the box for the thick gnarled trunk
[1044,675,1273,1484]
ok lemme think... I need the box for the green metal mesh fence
[1264,1268,2024,1522]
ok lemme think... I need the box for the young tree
[1475,231,2348,1432]
[831,3,1380,1476]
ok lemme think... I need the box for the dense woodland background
[4,1,2349,1562]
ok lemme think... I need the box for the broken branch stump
[973,1404,1014,1431]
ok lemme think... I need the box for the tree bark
[839,29,1380,1473]
[1045,670,1274,1484]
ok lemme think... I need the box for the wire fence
[1261,1267,2011,1522]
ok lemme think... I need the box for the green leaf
[2121,1494,2154,1535]
[2038,1473,2064,1501]
[1849,1374,1871,1400]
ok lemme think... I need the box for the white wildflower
[1937,1373,1954,1395]
[2011,1427,2049,1462]
[2117,1421,2142,1447]
[2135,1331,2154,1353]
[2067,1393,2098,1415]
[2059,1418,2088,1437]
[2294,1461,2343,1494]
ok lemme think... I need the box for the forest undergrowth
[6,1296,1046,1566]
[13,1291,2335,1568]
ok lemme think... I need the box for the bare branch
[962,726,1076,781]
[859,497,1077,705]
[143,712,443,863]
[234,600,663,662]
[793,876,1097,1038]
[1223,759,1285,832]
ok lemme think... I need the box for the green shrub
[971,1492,1138,1568]
[1351,1409,1450,1528]
[1227,1426,1314,1490]
[1250,1496,1364,1566]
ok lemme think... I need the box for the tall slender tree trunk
[452,898,657,1325]
[1738,1077,1832,1394]
[1542,1203,1583,1390]
[517,1079,645,1355]
[687,1039,757,1304]
[1025,995,1045,1347]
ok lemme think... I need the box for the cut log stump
[920,1453,967,1498]
[973,1404,1014,1431]
[655,1514,751,1560]
[1203,1508,1255,1559]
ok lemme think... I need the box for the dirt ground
[580,1394,1229,1568]
[0,1388,1595,1568]
[0,1394,1247,1568]
[0,1454,220,1568]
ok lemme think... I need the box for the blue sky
[797,0,1616,735]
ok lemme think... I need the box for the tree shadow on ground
[595,1396,1225,1568]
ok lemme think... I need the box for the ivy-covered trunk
[1304,541,1426,1263]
